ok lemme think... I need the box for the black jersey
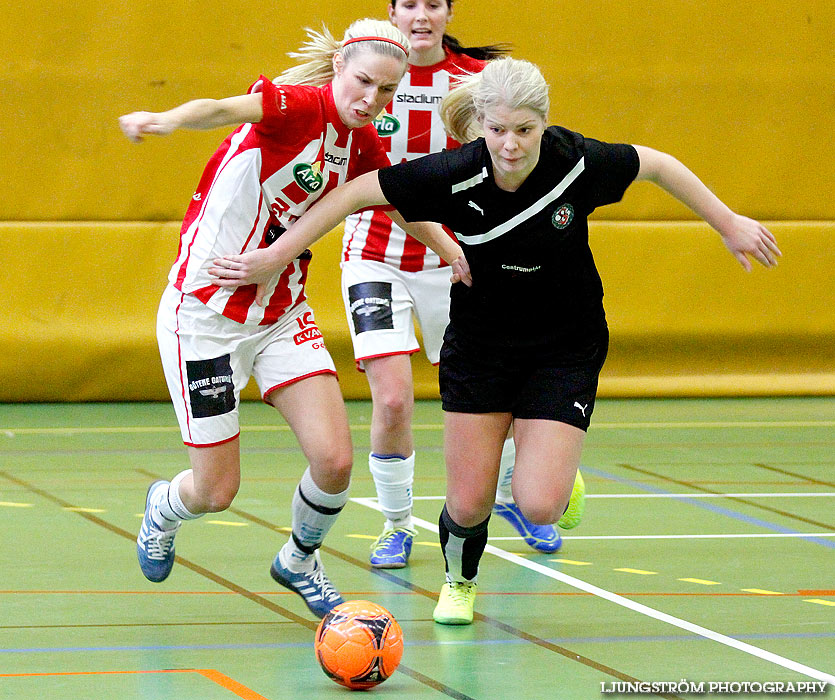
[378,126,639,350]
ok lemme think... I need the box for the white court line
[488,533,835,542]
[414,493,835,501]
[587,492,835,499]
[352,496,835,685]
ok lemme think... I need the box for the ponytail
[387,0,510,61]
[439,72,483,144]
[440,58,549,144]
[275,18,410,87]
[441,34,511,61]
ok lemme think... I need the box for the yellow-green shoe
[557,470,585,530]
[433,580,477,625]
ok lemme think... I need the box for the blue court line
[4,632,833,655]
[583,466,835,550]
[0,641,309,654]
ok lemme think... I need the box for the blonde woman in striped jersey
[119,18,462,618]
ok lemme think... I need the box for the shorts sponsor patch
[294,326,323,345]
[348,282,394,335]
[186,355,235,418]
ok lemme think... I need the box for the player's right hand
[118,112,174,143]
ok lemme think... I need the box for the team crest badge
[293,162,323,194]
[373,113,401,137]
[551,203,574,229]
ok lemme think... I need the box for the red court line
[0,589,828,597]
[0,669,269,700]
[196,669,271,700]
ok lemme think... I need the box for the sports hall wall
[1,1,833,401]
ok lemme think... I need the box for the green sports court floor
[1,398,833,699]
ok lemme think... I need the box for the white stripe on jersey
[452,166,489,194]
[387,68,453,163]
[343,209,411,269]
[456,157,586,246]
[265,124,351,225]
[173,147,264,294]
[253,258,306,325]
[174,122,355,323]
[344,66,466,271]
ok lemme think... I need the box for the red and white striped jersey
[170,77,389,325]
[342,49,486,272]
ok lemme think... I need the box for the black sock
[438,504,490,582]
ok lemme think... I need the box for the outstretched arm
[209,171,471,305]
[386,211,471,285]
[119,93,263,143]
[633,146,781,271]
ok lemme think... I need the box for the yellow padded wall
[2,221,833,402]
[0,221,438,402]
[1,1,833,221]
[1,1,833,401]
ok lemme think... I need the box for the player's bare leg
[434,411,510,624]
[266,374,353,618]
[493,424,562,552]
[137,439,240,582]
[365,355,419,568]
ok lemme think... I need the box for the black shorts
[438,327,609,431]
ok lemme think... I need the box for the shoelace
[373,527,416,551]
[374,530,399,549]
[447,582,475,604]
[141,526,177,560]
[309,567,341,602]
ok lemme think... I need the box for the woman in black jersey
[210,57,781,625]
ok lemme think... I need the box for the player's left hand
[721,215,781,271]
[450,254,472,286]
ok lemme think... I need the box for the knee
[194,480,240,513]
[513,495,562,526]
[447,500,492,529]
[373,384,413,429]
[312,443,354,483]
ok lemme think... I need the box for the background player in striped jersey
[341,0,563,569]
[208,57,780,624]
[118,19,463,618]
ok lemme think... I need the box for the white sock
[152,470,202,530]
[282,467,349,572]
[495,438,516,504]
[369,452,414,529]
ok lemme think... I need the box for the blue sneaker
[136,480,180,582]
[270,552,344,618]
[369,526,417,569]
[492,502,562,553]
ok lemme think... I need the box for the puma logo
[468,200,484,215]
[574,401,588,417]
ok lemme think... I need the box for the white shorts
[340,260,451,369]
[157,285,336,447]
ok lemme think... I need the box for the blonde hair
[440,58,550,143]
[275,18,410,87]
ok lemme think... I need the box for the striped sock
[281,467,349,572]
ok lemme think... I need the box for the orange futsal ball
[314,600,404,690]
